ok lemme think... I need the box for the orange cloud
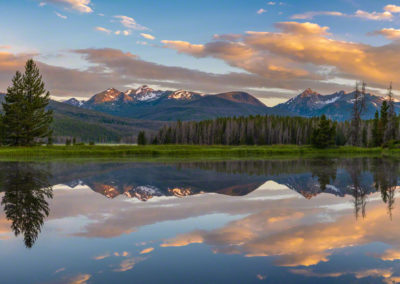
[384,5,400,13]
[140,247,154,254]
[68,273,91,284]
[370,28,400,39]
[113,257,145,272]
[95,27,111,34]
[93,253,110,260]
[163,21,400,89]
[161,40,204,56]
[140,33,155,40]
[274,22,330,35]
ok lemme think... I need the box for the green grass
[0,144,394,159]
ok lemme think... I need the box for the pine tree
[311,115,336,148]
[3,71,25,145]
[372,110,381,146]
[380,100,389,144]
[3,60,53,146]
[137,131,147,145]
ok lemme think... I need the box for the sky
[1,0,400,105]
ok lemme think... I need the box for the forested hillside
[0,93,165,143]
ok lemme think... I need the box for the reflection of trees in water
[342,159,368,219]
[182,158,400,220]
[0,158,400,248]
[372,158,399,219]
[309,159,337,191]
[0,163,53,248]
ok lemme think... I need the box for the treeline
[139,115,344,146]
[139,82,400,148]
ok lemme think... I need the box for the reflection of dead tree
[387,187,395,220]
[353,184,367,220]
[344,158,368,220]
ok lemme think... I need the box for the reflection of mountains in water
[36,158,398,201]
[55,163,266,201]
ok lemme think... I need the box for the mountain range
[64,85,400,122]
[0,85,398,141]
[64,86,269,121]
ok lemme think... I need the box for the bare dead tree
[351,82,366,146]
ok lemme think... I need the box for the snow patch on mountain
[125,85,163,102]
[168,90,200,100]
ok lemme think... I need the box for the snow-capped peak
[299,88,320,98]
[168,90,198,100]
[125,85,163,102]
[136,85,154,95]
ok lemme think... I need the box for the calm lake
[1,158,400,283]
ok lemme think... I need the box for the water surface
[1,158,400,283]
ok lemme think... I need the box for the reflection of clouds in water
[68,273,91,284]
[161,203,400,267]
[113,256,146,272]
[290,268,400,282]
[140,247,154,254]
[93,253,110,260]
[0,182,373,241]
[54,267,66,274]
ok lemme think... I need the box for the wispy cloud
[114,15,149,31]
[292,11,344,20]
[40,0,92,13]
[93,253,111,260]
[68,274,91,284]
[140,33,155,40]
[257,9,267,15]
[369,28,400,39]
[95,26,111,34]
[292,5,397,21]
[55,11,67,19]
[355,10,393,21]
[140,247,154,254]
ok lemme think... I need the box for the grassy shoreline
[0,145,395,159]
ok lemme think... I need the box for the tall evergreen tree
[137,131,147,145]
[380,100,389,144]
[311,115,336,148]
[372,110,381,146]
[3,59,53,146]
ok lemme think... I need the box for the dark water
[1,158,400,283]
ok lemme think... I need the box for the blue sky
[1,0,400,105]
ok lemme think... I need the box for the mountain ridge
[63,85,398,121]
[65,85,270,121]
